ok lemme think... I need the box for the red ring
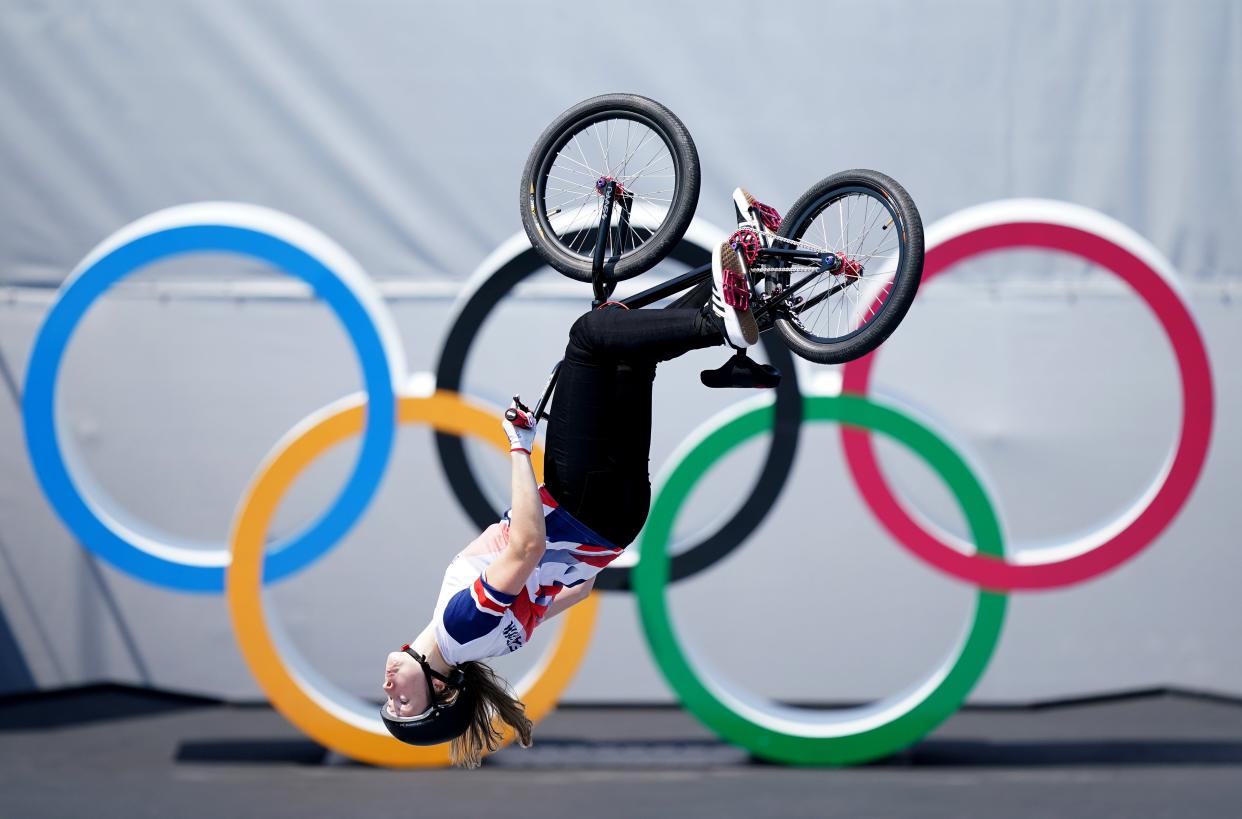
[841,220,1214,590]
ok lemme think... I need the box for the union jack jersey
[433,486,624,665]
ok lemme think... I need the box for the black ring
[433,239,802,591]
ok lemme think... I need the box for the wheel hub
[837,255,863,279]
[594,176,628,200]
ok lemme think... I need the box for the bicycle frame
[525,192,852,422]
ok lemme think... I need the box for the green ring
[633,394,1008,765]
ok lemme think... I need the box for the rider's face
[382,651,430,718]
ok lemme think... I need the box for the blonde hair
[447,661,533,768]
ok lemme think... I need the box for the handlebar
[505,394,533,427]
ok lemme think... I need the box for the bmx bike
[511,93,924,422]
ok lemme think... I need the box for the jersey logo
[503,621,523,652]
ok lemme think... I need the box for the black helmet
[380,646,475,746]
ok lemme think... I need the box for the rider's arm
[483,411,545,595]
[543,577,595,620]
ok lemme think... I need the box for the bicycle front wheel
[519,93,700,283]
[768,169,923,364]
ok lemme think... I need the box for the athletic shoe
[733,187,782,235]
[711,240,759,348]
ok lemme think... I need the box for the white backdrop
[0,0,1238,704]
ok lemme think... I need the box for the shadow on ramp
[169,736,1242,769]
[881,738,1242,768]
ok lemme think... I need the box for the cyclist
[380,201,780,766]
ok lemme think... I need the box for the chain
[767,233,830,252]
[753,265,824,275]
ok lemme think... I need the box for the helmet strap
[401,644,466,695]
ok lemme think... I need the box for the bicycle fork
[509,180,634,427]
[590,178,633,306]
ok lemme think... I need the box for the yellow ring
[226,390,599,767]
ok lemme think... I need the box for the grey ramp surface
[2,691,1242,818]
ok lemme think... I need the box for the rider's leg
[545,358,656,547]
[542,357,629,545]
[563,305,721,365]
[543,308,719,545]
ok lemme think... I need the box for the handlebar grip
[504,408,519,422]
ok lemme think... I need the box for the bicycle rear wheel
[519,93,700,283]
[767,169,923,364]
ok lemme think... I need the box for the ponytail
[447,661,533,768]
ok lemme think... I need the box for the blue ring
[22,225,397,592]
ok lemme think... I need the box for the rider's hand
[503,400,537,454]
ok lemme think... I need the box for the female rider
[380,232,770,767]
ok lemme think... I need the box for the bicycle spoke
[620,119,632,181]
[553,197,597,243]
[775,189,906,342]
[570,133,601,179]
[545,185,596,197]
[546,173,595,189]
[550,177,594,196]
[548,191,596,218]
[555,152,603,179]
[546,191,595,218]
[568,207,599,255]
[615,129,655,178]
[537,114,682,261]
[605,120,613,175]
[841,201,886,257]
[619,163,673,188]
[618,151,668,186]
[624,220,652,253]
[592,122,610,175]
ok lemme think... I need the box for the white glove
[502,398,537,453]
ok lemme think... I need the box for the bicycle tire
[519,93,700,283]
[770,169,923,364]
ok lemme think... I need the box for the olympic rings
[22,203,406,592]
[23,199,1210,768]
[227,390,598,767]
[840,200,1214,590]
[633,394,1008,765]
[433,223,803,591]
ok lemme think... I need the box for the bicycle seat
[700,352,781,389]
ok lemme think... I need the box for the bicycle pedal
[722,269,751,311]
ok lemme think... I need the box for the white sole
[732,187,758,230]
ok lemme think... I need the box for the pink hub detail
[594,176,627,200]
[837,255,862,279]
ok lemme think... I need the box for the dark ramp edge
[882,739,1242,768]
[0,683,221,730]
[176,739,328,765]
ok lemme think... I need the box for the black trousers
[543,288,719,547]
